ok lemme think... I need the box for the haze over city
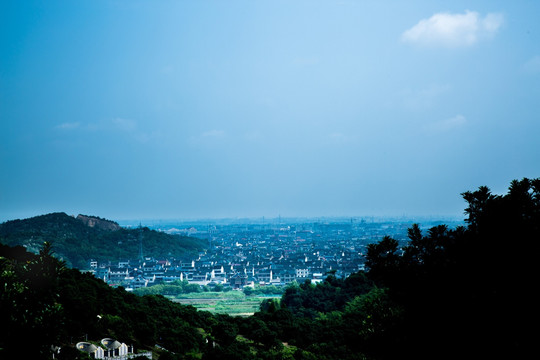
[2,0,539,222]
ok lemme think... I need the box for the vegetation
[0,178,538,359]
[133,279,205,296]
[0,212,207,268]
[171,291,278,316]
[280,272,373,318]
[133,282,284,315]
[133,281,283,297]
[243,284,284,296]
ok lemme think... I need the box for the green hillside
[0,212,207,268]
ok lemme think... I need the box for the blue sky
[1,0,539,221]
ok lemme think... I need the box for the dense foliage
[361,178,539,359]
[280,272,373,318]
[0,242,214,359]
[133,279,206,296]
[0,212,207,268]
[1,178,537,359]
[134,281,285,297]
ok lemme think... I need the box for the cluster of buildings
[74,338,151,359]
[88,218,436,291]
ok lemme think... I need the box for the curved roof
[76,342,98,353]
[101,338,121,349]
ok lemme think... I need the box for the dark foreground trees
[0,242,65,358]
[361,177,539,359]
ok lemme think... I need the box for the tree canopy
[0,212,207,268]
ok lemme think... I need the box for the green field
[169,291,280,316]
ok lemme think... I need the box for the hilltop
[76,214,122,231]
[0,212,207,268]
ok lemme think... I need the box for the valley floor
[168,291,281,316]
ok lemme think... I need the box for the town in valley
[89,217,463,291]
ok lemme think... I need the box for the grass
[169,291,280,316]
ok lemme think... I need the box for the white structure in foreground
[76,338,152,359]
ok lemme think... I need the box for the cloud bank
[402,11,503,47]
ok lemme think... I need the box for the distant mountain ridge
[0,212,207,268]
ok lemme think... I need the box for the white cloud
[110,118,156,143]
[201,129,226,138]
[188,129,227,146]
[329,132,351,143]
[56,118,158,144]
[56,122,81,130]
[425,114,467,133]
[112,117,137,132]
[402,11,503,47]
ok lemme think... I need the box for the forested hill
[0,212,207,268]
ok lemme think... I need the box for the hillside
[0,212,207,268]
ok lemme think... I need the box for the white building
[295,268,309,278]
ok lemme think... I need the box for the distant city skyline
[117,215,465,228]
[2,1,539,222]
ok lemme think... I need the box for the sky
[1,0,539,222]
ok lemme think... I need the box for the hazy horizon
[2,1,539,222]
[0,208,471,226]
